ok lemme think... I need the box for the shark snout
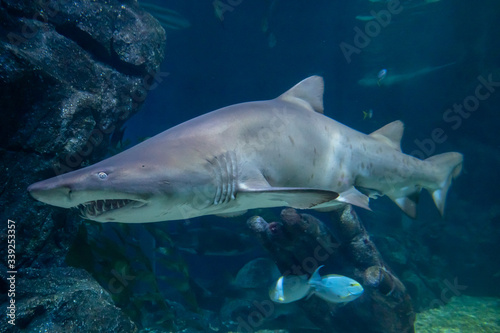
[28,179,74,208]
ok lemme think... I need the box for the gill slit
[210,151,237,205]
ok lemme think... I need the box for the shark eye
[97,172,108,180]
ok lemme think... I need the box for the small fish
[234,258,281,290]
[269,265,363,304]
[362,109,373,120]
[269,274,310,303]
[377,69,387,86]
[309,266,364,303]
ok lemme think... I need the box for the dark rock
[0,0,165,157]
[0,0,165,268]
[247,206,416,333]
[0,267,137,332]
[0,0,165,329]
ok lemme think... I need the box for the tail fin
[425,152,463,215]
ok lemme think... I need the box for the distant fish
[213,2,225,22]
[367,0,441,9]
[261,17,269,33]
[377,68,387,86]
[355,15,376,21]
[363,109,373,120]
[268,32,277,48]
[358,62,456,87]
[234,258,281,290]
[269,265,364,304]
[139,1,191,30]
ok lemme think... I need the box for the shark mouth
[77,199,144,218]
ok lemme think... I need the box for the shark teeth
[77,199,134,217]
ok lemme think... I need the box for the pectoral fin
[239,186,339,209]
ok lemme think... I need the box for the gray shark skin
[28,76,463,222]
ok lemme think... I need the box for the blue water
[115,0,500,331]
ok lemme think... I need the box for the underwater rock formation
[0,0,165,329]
[0,0,165,267]
[0,267,137,332]
[247,206,416,333]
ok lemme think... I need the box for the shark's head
[27,142,213,223]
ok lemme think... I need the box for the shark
[358,62,456,87]
[139,1,191,30]
[28,76,463,223]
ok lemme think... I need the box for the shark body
[28,76,463,222]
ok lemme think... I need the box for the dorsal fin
[369,120,404,151]
[278,76,324,114]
